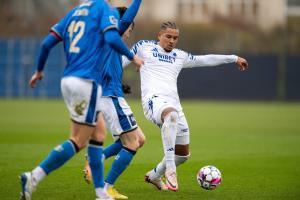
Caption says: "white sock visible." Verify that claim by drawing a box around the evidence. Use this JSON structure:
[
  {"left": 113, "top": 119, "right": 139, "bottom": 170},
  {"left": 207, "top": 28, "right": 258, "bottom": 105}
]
[
  {"left": 151, "top": 154, "right": 190, "bottom": 179},
  {"left": 31, "top": 166, "right": 46, "bottom": 187},
  {"left": 95, "top": 187, "right": 108, "bottom": 198},
  {"left": 104, "top": 182, "right": 113, "bottom": 190},
  {"left": 161, "top": 112, "right": 178, "bottom": 171},
  {"left": 149, "top": 158, "right": 166, "bottom": 180}
]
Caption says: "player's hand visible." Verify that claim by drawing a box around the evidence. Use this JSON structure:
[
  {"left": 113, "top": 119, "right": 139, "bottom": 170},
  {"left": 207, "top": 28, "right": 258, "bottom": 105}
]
[
  {"left": 29, "top": 71, "right": 44, "bottom": 88},
  {"left": 236, "top": 57, "right": 249, "bottom": 72},
  {"left": 132, "top": 55, "right": 144, "bottom": 72}
]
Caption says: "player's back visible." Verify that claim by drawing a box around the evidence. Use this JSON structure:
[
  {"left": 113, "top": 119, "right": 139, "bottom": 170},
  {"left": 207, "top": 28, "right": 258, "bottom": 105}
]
[
  {"left": 99, "top": 44, "right": 123, "bottom": 97},
  {"left": 51, "top": 0, "right": 117, "bottom": 84}
]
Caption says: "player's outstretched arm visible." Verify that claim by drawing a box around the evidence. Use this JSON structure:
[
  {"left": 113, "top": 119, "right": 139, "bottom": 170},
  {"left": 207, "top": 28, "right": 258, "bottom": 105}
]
[
  {"left": 119, "top": 0, "right": 142, "bottom": 34},
  {"left": 29, "top": 32, "right": 61, "bottom": 88},
  {"left": 183, "top": 54, "right": 249, "bottom": 71},
  {"left": 236, "top": 57, "right": 249, "bottom": 72}
]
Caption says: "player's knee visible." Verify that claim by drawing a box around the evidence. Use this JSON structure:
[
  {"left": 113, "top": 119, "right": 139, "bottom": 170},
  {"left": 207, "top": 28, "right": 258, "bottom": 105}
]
[
  {"left": 137, "top": 129, "right": 146, "bottom": 148},
  {"left": 164, "top": 111, "right": 179, "bottom": 125},
  {"left": 92, "top": 130, "right": 106, "bottom": 142},
  {"left": 138, "top": 136, "right": 146, "bottom": 148},
  {"left": 121, "top": 131, "right": 140, "bottom": 151},
  {"left": 138, "top": 138, "right": 145, "bottom": 148},
  {"left": 175, "top": 154, "right": 190, "bottom": 166}
]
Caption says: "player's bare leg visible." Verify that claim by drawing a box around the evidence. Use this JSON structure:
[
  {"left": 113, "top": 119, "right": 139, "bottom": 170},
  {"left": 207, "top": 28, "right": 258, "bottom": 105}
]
[
  {"left": 136, "top": 127, "right": 146, "bottom": 148},
  {"left": 83, "top": 113, "right": 145, "bottom": 180},
  {"left": 104, "top": 128, "right": 144, "bottom": 199},
  {"left": 106, "top": 128, "right": 145, "bottom": 199}
]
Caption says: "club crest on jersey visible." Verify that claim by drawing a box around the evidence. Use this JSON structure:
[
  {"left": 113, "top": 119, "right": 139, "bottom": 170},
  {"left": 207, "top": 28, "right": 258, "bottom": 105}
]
[
  {"left": 109, "top": 16, "right": 118, "bottom": 26},
  {"left": 74, "top": 100, "right": 87, "bottom": 116},
  {"left": 151, "top": 48, "right": 176, "bottom": 64}
]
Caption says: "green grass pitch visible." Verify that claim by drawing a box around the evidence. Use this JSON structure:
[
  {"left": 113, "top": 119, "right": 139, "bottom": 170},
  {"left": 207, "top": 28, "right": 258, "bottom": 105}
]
[{"left": 0, "top": 99, "right": 300, "bottom": 200}]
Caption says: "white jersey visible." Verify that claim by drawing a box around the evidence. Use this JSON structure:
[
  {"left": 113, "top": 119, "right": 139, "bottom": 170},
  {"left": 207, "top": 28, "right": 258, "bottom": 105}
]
[{"left": 123, "top": 40, "right": 238, "bottom": 107}]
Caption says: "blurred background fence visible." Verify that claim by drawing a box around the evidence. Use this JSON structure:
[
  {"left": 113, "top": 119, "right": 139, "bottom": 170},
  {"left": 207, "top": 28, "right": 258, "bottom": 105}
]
[
  {"left": 0, "top": 0, "right": 299, "bottom": 101},
  {"left": 0, "top": 38, "right": 299, "bottom": 100}
]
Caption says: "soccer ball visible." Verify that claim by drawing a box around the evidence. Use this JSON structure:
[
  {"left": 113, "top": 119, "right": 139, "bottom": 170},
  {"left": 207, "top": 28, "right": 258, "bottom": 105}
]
[{"left": 197, "top": 165, "right": 222, "bottom": 190}]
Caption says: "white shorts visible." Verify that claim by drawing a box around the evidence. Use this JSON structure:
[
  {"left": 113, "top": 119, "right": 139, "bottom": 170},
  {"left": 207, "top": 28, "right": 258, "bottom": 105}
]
[
  {"left": 61, "top": 77, "right": 102, "bottom": 126},
  {"left": 100, "top": 96, "right": 137, "bottom": 140},
  {"left": 142, "top": 95, "right": 190, "bottom": 145}
]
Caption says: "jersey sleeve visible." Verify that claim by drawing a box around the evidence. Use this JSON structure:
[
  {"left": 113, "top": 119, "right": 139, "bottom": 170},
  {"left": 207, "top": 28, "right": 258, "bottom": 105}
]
[
  {"left": 122, "top": 40, "right": 144, "bottom": 68},
  {"left": 119, "top": 0, "right": 142, "bottom": 34},
  {"left": 122, "top": 56, "right": 131, "bottom": 68},
  {"left": 100, "top": 3, "right": 119, "bottom": 33},
  {"left": 51, "top": 22, "right": 63, "bottom": 41},
  {"left": 50, "top": 9, "right": 75, "bottom": 41},
  {"left": 182, "top": 52, "right": 238, "bottom": 68},
  {"left": 36, "top": 33, "right": 61, "bottom": 72},
  {"left": 50, "top": 20, "right": 67, "bottom": 41}
]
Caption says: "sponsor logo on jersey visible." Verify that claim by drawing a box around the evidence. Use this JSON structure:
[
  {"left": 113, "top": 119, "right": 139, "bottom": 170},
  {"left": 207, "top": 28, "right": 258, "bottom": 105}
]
[
  {"left": 152, "top": 49, "right": 176, "bottom": 64},
  {"left": 152, "top": 48, "right": 158, "bottom": 52}
]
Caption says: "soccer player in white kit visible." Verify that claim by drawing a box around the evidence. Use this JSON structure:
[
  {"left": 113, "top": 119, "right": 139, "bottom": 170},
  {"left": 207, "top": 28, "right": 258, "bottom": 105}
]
[{"left": 123, "top": 21, "right": 249, "bottom": 191}]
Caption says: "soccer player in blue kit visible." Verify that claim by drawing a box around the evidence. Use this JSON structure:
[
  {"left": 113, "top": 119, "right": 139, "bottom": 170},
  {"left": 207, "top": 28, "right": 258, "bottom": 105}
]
[
  {"left": 82, "top": 2, "right": 146, "bottom": 199},
  {"left": 19, "top": 1, "right": 143, "bottom": 200}
]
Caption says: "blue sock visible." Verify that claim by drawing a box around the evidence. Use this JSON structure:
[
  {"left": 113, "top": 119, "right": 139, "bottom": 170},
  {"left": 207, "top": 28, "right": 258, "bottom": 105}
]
[
  {"left": 88, "top": 140, "right": 104, "bottom": 188},
  {"left": 105, "top": 147, "right": 136, "bottom": 185},
  {"left": 103, "top": 139, "right": 122, "bottom": 159},
  {"left": 40, "top": 140, "right": 78, "bottom": 174}
]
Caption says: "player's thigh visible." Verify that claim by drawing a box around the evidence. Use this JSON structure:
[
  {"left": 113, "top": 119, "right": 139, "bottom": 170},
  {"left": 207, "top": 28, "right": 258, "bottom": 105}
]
[
  {"left": 70, "top": 121, "right": 95, "bottom": 149},
  {"left": 61, "top": 76, "right": 101, "bottom": 127},
  {"left": 143, "top": 95, "right": 176, "bottom": 125},
  {"left": 100, "top": 96, "right": 138, "bottom": 140},
  {"left": 91, "top": 112, "right": 107, "bottom": 142}
]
